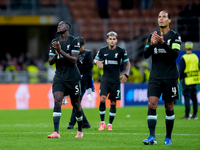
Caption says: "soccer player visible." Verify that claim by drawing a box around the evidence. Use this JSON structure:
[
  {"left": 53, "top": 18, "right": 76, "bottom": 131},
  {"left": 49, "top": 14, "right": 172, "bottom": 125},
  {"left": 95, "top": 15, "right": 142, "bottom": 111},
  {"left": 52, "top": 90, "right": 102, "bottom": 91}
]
[
  {"left": 180, "top": 41, "right": 200, "bottom": 119},
  {"left": 67, "top": 37, "right": 93, "bottom": 129},
  {"left": 93, "top": 31, "right": 130, "bottom": 131},
  {"left": 143, "top": 10, "right": 181, "bottom": 145},
  {"left": 47, "top": 21, "right": 83, "bottom": 138}
]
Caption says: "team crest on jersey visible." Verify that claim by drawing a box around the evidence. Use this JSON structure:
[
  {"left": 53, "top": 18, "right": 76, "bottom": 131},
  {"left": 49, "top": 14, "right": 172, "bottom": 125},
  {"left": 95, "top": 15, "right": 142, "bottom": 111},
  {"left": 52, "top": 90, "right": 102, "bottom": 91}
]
[
  {"left": 67, "top": 45, "right": 70, "bottom": 50},
  {"left": 167, "top": 39, "right": 171, "bottom": 45},
  {"left": 115, "top": 53, "right": 118, "bottom": 58}
]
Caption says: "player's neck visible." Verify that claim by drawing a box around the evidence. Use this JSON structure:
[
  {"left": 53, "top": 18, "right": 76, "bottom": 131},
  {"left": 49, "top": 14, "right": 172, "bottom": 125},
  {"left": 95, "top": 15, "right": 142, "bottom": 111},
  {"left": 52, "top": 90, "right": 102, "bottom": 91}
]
[
  {"left": 109, "top": 45, "right": 116, "bottom": 50},
  {"left": 159, "top": 26, "right": 170, "bottom": 34},
  {"left": 60, "top": 32, "right": 69, "bottom": 40}
]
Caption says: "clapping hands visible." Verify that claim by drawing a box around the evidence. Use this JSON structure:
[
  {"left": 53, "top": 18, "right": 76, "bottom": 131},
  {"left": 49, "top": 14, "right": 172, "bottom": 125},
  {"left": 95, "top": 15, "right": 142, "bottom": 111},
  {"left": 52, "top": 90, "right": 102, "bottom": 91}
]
[
  {"left": 52, "top": 41, "right": 61, "bottom": 53},
  {"left": 151, "top": 31, "right": 164, "bottom": 46}
]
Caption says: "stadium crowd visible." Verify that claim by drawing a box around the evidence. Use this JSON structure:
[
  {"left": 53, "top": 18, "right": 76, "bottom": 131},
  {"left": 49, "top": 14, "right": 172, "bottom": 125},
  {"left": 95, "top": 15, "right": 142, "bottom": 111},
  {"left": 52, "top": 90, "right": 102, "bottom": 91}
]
[{"left": 0, "top": 51, "right": 150, "bottom": 84}]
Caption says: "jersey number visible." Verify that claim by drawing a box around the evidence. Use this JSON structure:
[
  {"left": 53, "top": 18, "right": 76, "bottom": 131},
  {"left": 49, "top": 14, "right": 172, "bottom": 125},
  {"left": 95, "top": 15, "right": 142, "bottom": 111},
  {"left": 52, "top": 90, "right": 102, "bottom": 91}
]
[
  {"left": 172, "top": 87, "right": 177, "bottom": 95},
  {"left": 116, "top": 90, "right": 120, "bottom": 99},
  {"left": 75, "top": 85, "right": 79, "bottom": 95}
]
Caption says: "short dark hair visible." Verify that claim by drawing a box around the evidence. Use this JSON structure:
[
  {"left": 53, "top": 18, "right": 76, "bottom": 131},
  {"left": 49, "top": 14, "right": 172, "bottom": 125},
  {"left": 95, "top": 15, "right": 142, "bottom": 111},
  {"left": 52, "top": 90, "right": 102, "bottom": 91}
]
[
  {"left": 160, "top": 10, "right": 171, "bottom": 19},
  {"left": 64, "top": 21, "right": 71, "bottom": 30},
  {"left": 76, "top": 37, "right": 85, "bottom": 47},
  {"left": 107, "top": 31, "right": 118, "bottom": 38}
]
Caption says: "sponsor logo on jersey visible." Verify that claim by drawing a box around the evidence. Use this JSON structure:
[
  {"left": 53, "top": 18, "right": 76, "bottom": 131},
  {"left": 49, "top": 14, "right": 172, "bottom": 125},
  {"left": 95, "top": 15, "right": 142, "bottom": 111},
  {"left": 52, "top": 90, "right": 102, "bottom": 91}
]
[
  {"left": 74, "top": 42, "right": 80, "bottom": 48},
  {"left": 158, "top": 48, "right": 167, "bottom": 53},
  {"left": 154, "top": 47, "right": 167, "bottom": 54},
  {"left": 154, "top": 48, "right": 158, "bottom": 54},
  {"left": 105, "top": 60, "right": 118, "bottom": 65},
  {"left": 104, "top": 54, "right": 108, "bottom": 56},
  {"left": 74, "top": 45, "right": 80, "bottom": 48},
  {"left": 175, "top": 36, "right": 181, "bottom": 43}
]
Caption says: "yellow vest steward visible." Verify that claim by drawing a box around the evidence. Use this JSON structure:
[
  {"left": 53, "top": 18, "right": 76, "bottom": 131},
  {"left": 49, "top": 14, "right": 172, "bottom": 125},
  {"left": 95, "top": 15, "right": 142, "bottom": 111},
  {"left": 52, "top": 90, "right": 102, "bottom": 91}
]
[
  {"left": 27, "top": 65, "right": 39, "bottom": 83},
  {"left": 182, "top": 53, "right": 200, "bottom": 85}
]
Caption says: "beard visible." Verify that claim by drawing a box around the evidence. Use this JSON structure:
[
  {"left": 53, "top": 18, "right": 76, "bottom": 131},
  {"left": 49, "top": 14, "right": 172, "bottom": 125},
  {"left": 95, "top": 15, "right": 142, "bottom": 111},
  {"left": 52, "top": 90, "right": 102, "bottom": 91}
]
[
  {"left": 57, "top": 30, "right": 65, "bottom": 34},
  {"left": 110, "top": 45, "right": 114, "bottom": 49},
  {"left": 57, "top": 28, "right": 67, "bottom": 34},
  {"left": 159, "top": 25, "right": 167, "bottom": 29}
]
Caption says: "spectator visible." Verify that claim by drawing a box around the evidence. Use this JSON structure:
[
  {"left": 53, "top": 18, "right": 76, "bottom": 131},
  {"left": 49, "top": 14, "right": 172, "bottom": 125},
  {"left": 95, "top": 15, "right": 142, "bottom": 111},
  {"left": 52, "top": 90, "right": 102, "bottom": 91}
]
[
  {"left": 141, "top": 0, "right": 152, "bottom": 10},
  {"left": 120, "top": 0, "right": 134, "bottom": 9},
  {"left": 96, "top": 0, "right": 109, "bottom": 18}
]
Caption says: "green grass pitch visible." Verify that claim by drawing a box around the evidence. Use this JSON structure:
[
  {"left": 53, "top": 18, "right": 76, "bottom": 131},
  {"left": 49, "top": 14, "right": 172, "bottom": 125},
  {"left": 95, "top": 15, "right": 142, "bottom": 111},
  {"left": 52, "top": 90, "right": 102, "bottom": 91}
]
[{"left": 0, "top": 105, "right": 199, "bottom": 150}]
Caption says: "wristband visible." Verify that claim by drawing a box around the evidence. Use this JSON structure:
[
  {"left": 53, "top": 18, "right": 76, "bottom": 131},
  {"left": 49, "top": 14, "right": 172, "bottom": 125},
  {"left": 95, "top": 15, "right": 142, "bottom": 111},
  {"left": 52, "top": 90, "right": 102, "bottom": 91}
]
[
  {"left": 124, "top": 74, "right": 129, "bottom": 78},
  {"left": 94, "top": 59, "right": 97, "bottom": 64}
]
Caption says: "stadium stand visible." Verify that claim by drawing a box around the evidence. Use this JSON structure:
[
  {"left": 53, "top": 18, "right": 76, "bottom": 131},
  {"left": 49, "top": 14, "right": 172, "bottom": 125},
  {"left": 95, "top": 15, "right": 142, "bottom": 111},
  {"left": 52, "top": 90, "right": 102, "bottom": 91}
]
[
  {"left": 65, "top": 0, "right": 195, "bottom": 41},
  {"left": 0, "top": 0, "right": 196, "bottom": 42},
  {"left": 0, "top": 0, "right": 7, "bottom": 9},
  {"left": 0, "top": 0, "right": 199, "bottom": 84}
]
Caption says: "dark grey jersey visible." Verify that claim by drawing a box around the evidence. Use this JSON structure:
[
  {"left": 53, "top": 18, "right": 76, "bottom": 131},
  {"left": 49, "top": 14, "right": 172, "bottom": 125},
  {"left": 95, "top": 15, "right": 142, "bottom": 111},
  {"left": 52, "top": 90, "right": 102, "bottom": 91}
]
[
  {"left": 96, "top": 46, "right": 129, "bottom": 83},
  {"left": 144, "top": 30, "right": 181, "bottom": 79},
  {"left": 49, "top": 35, "right": 81, "bottom": 81}
]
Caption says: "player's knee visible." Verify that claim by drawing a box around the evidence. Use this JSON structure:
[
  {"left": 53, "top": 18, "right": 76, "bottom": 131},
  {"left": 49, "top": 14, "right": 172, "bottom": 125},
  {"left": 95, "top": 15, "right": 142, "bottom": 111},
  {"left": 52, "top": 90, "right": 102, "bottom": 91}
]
[
  {"left": 148, "top": 101, "right": 157, "bottom": 109},
  {"left": 148, "top": 97, "right": 158, "bottom": 109},
  {"left": 54, "top": 93, "right": 63, "bottom": 106},
  {"left": 165, "top": 103, "right": 174, "bottom": 111},
  {"left": 100, "top": 96, "right": 106, "bottom": 102},
  {"left": 54, "top": 100, "right": 62, "bottom": 107},
  {"left": 54, "top": 97, "right": 62, "bottom": 106},
  {"left": 110, "top": 101, "right": 116, "bottom": 105}
]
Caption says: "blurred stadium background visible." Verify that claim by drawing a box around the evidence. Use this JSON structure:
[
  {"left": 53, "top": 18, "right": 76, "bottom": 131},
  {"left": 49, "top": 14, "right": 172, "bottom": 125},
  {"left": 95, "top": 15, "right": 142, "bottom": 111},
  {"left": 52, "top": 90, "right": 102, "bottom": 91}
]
[
  {"left": 0, "top": 0, "right": 200, "bottom": 109},
  {"left": 0, "top": 0, "right": 200, "bottom": 83},
  {"left": 0, "top": 2, "right": 199, "bottom": 149}
]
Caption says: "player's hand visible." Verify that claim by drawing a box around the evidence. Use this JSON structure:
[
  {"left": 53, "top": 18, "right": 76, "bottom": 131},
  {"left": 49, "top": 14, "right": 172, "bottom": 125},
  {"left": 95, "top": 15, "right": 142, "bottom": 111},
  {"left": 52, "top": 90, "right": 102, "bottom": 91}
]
[
  {"left": 52, "top": 41, "right": 61, "bottom": 52},
  {"left": 159, "top": 32, "right": 164, "bottom": 44},
  {"left": 154, "top": 32, "right": 164, "bottom": 44},
  {"left": 150, "top": 31, "right": 158, "bottom": 45},
  {"left": 96, "top": 60, "right": 104, "bottom": 69},
  {"left": 120, "top": 75, "right": 127, "bottom": 83}
]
